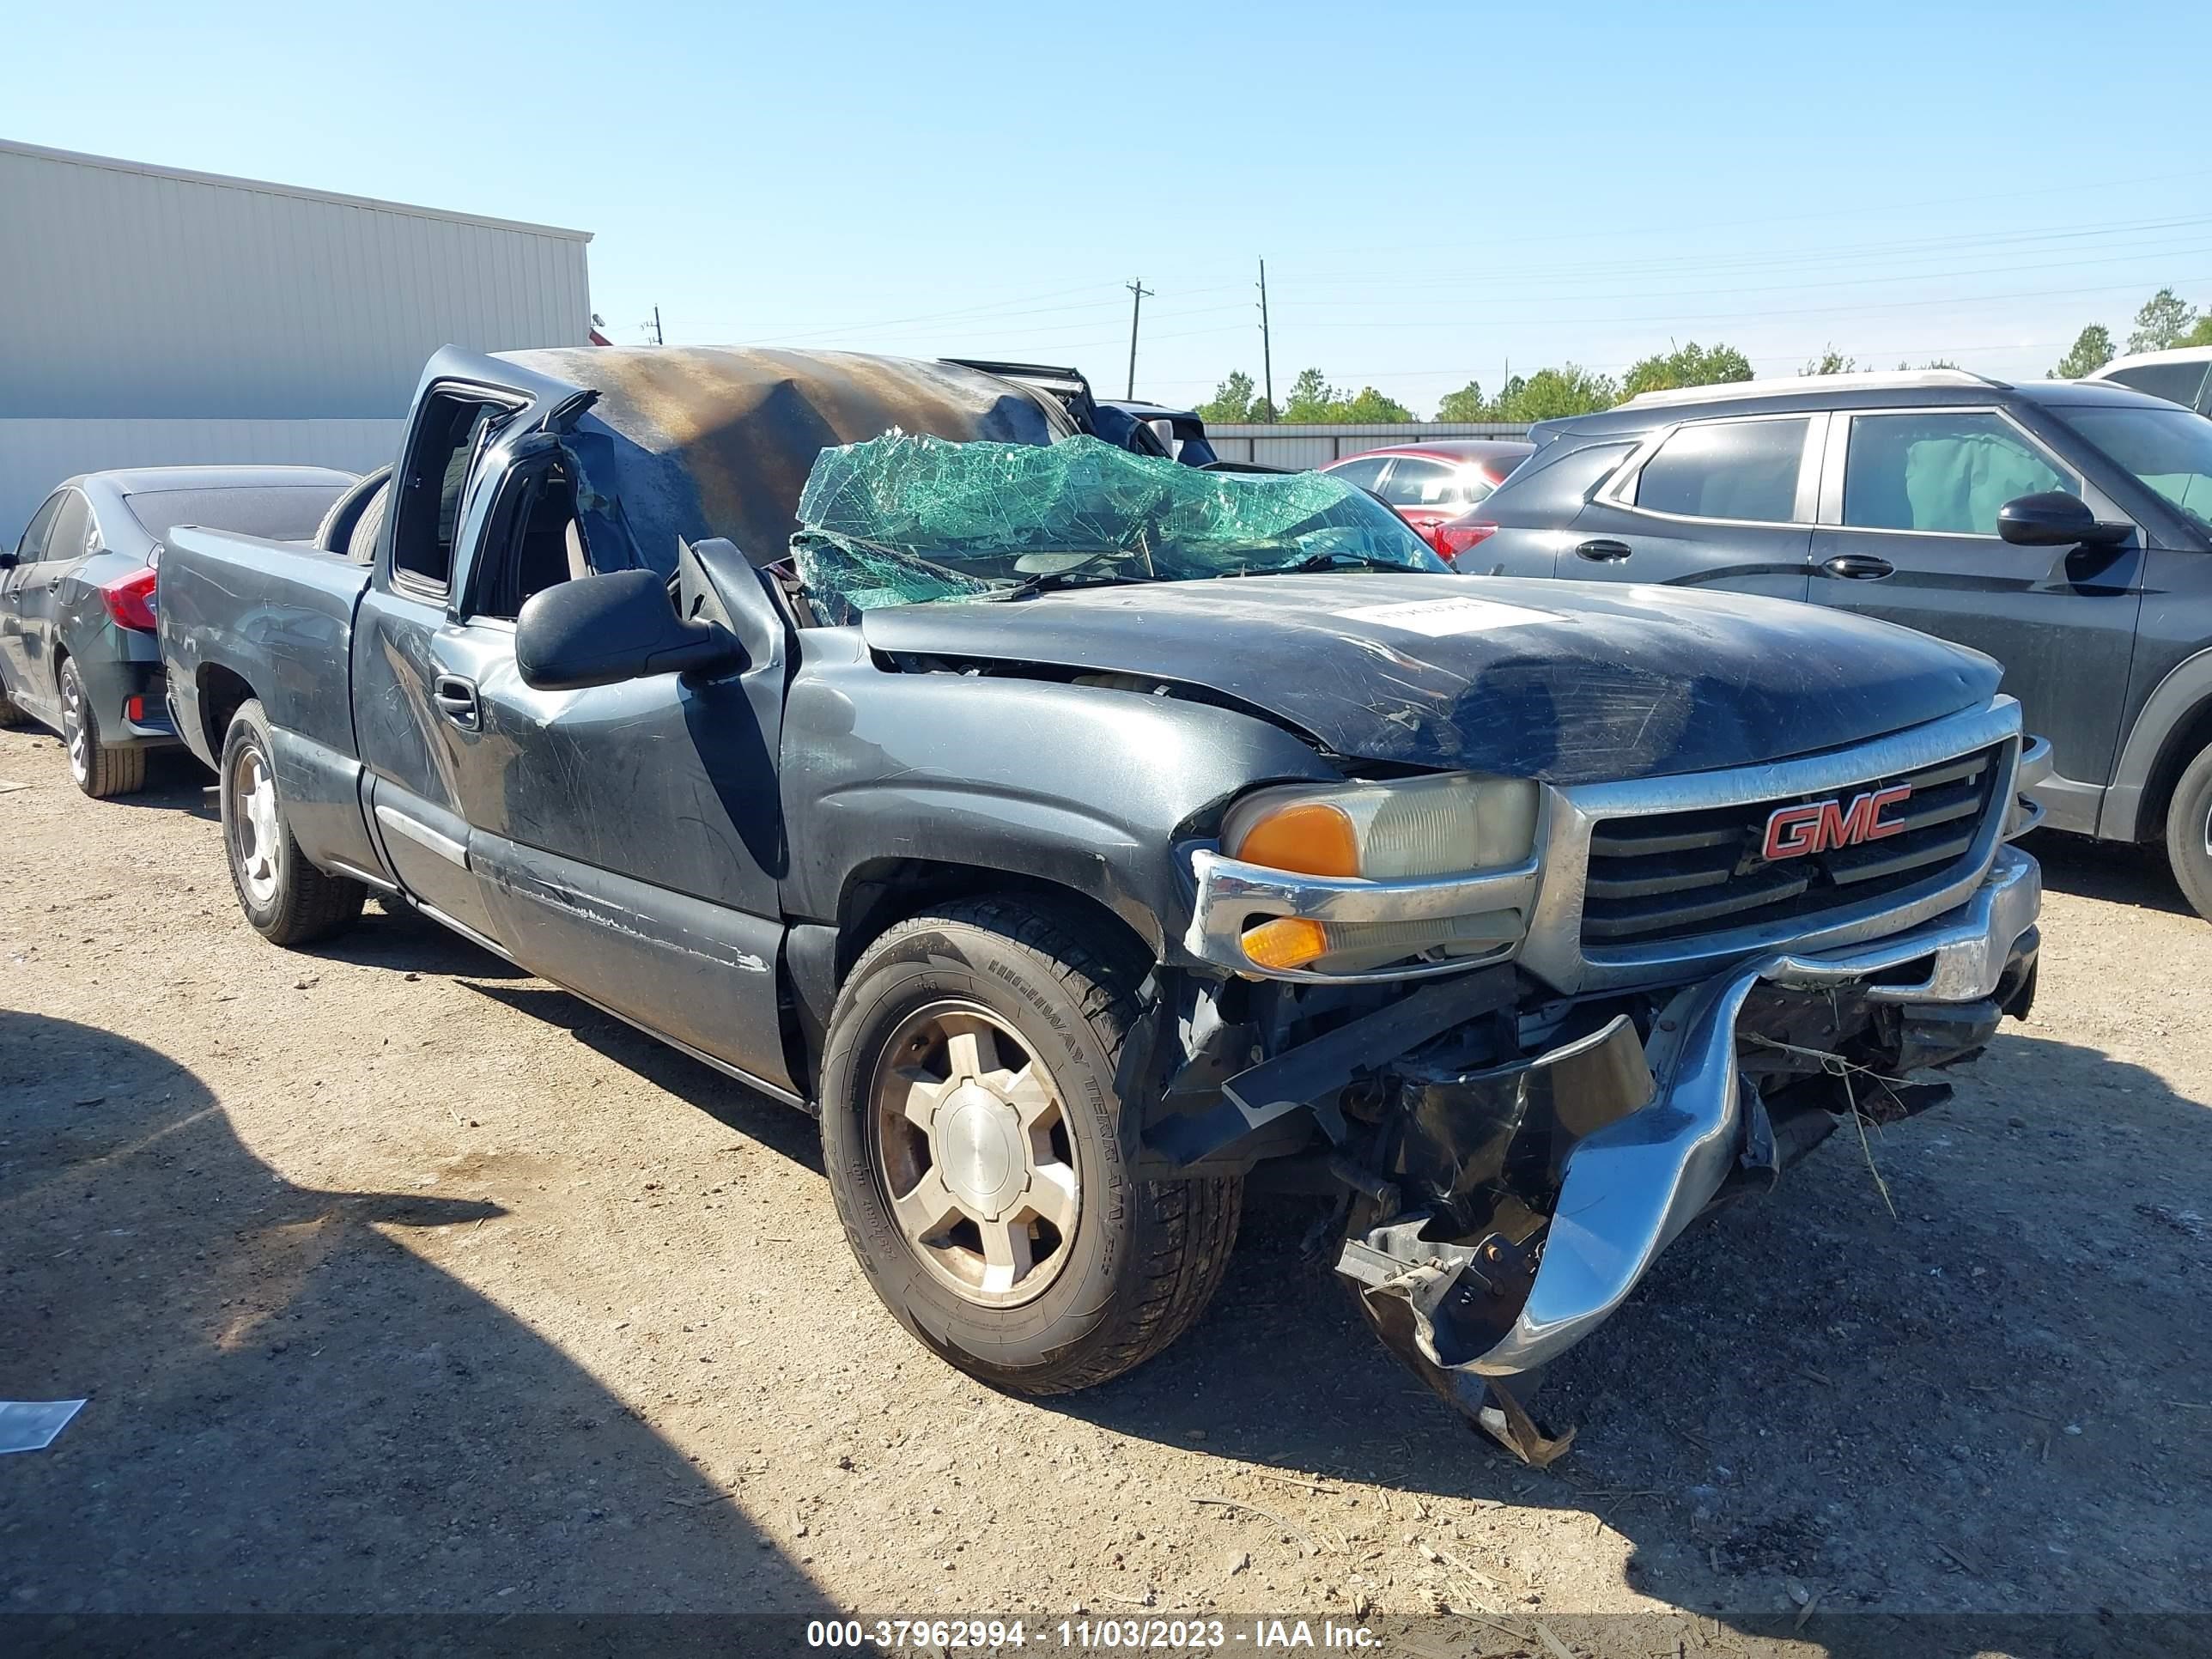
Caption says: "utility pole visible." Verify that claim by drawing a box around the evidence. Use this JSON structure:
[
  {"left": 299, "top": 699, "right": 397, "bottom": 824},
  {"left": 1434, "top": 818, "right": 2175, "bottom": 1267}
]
[
  {"left": 1124, "top": 279, "right": 1152, "bottom": 399},
  {"left": 1256, "top": 258, "right": 1275, "bottom": 422},
  {"left": 642, "top": 306, "right": 665, "bottom": 346}
]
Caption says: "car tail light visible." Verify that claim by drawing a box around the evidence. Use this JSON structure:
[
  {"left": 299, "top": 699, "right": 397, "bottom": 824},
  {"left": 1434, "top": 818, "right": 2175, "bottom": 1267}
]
[
  {"left": 1434, "top": 522, "right": 1498, "bottom": 562},
  {"left": 100, "top": 567, "right": 159, "bottom": 632}
]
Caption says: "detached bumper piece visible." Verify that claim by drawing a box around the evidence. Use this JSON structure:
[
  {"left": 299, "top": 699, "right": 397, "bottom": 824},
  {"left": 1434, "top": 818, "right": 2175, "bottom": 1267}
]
[{"left": 1335, "top": 847, "right": 2040, "bottom": 1462}]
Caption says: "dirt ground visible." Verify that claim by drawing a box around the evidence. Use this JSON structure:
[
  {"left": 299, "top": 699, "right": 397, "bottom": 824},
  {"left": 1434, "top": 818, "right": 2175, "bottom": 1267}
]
[{"left": 3, "top": 724, "right": 2209, "bottom": 1652}]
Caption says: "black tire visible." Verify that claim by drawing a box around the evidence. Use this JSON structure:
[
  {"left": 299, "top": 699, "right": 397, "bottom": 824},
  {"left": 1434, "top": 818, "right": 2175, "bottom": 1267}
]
[
  {"left": 344, "top": 481, "right": 390, "bottom": 567},
  {"left": 0, "top": 672, "right": 29, "bottom": 728},
  {"left": 219, "top": 698, "right": 365, "bottom": 945},
  {"left": 314, "top": 464, "right": 393, "bottom": 559},
  {"left": 819, "top": 897, "right": 1241, "bottom": 1395},
  {"left": 58, "top": 656, "right": 146, "bottom": 799},
  {"left": 2166, "top": 743, "right": 2212, "bottom": 921}
]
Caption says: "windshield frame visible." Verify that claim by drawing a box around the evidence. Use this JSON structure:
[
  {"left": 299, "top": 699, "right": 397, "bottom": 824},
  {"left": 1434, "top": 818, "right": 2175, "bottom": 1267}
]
[{"left": 2052, "top": 402, "right": 2212, "bottom": 541}]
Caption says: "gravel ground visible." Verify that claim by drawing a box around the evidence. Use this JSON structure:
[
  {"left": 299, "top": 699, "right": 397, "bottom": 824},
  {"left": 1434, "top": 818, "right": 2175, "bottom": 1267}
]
[{"left": 3, "top": 725, "right": 2209, "bottom": 1651}]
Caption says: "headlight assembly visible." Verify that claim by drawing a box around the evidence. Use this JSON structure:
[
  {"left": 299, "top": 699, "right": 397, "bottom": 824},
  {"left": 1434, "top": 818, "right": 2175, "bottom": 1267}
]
[{"left": 1212, "top": 773, "right": 1540, "bottom": 975}]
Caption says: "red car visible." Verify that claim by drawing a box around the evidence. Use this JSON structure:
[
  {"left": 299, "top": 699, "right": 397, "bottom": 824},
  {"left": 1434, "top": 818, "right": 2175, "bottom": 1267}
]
[{"left": 1319, "top": 440, "right": 1534, "bottom": 560}]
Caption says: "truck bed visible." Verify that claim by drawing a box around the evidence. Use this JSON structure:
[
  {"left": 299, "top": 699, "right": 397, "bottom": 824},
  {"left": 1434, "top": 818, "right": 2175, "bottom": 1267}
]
[{"left": 159, "top": 527, "right": 370, "bottom": 772}]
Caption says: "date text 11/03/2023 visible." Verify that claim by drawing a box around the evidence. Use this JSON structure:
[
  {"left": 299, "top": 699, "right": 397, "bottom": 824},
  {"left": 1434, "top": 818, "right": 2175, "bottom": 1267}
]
[{"left": 805, "top": 1618, "right": 1382, "bottom": 1650}]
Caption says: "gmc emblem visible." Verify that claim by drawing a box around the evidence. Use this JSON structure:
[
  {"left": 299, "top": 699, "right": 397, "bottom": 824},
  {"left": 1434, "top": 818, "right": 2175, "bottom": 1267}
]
[{"left": 1761, "top": 784, "right": 1912, "bottom": 861}]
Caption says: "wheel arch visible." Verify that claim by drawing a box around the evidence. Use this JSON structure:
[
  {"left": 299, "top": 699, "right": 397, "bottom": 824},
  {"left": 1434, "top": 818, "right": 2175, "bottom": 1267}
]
[
  {"left": 194, "top": 662, "right": 258, "bottom": 763},
  {"left": 2106, "top": 646, "right": 2212, "bottom": 842},
  {"left": 835, "top": 856, "right": 1157, "bottom": 983}
]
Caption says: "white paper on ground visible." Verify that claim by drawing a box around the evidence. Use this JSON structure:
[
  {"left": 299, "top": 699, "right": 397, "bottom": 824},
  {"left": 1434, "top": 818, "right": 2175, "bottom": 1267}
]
[{"left": 0, "top": 1400, "right": 86, "bottom": 1453}]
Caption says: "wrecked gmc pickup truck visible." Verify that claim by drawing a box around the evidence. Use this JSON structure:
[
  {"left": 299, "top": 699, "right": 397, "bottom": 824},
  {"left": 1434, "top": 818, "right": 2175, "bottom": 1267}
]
[{"left": 157, "top": 346, "right": 2045, "bottom": 1457}]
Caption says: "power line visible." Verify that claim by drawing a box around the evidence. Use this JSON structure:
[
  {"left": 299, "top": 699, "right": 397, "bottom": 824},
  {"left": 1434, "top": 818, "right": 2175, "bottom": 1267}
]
[{"left": 672, "top": 204, "right": 2210, "bottom": 353}]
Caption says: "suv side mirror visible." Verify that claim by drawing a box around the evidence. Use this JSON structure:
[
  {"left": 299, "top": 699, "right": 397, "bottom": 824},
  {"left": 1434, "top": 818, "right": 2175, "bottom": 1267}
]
[
  {"left": 515, "top": 568, "right": 743, "bottom": 690},
  {"left": 1997, "top": 491, "right": 2130, "bottom": 548},
  {"left": 0, "top": 553, "right": 17, "bottom": 571}
]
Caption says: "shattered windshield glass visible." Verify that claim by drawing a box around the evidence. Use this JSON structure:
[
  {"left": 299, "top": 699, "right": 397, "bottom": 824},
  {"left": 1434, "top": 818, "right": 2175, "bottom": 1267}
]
[{"left": 792, "top": 433, "right": 1443, "bottom": 623}]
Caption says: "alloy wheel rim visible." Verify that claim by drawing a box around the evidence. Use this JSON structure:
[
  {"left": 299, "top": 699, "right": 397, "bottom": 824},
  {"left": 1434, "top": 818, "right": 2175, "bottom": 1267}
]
[
  {"left": 870, "top": 1002, "right": 1081, "bottom": 1307},
  {"left": 230, "top": 746, "right": 283, "bottom": 908},
  {"left": 61, "top": 669, "right": 87, "bottom": 784}
]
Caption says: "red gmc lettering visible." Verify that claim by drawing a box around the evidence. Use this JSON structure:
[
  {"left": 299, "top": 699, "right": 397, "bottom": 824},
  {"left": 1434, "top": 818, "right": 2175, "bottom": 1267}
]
[{"left": 1761, "top": 783, "right": 1912, "bottom": 860}]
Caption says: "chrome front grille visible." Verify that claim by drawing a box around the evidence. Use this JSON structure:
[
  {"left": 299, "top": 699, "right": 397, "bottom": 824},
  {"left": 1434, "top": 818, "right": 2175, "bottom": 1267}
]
[{"left": 1579, "top": 745, "right": 2003, "bottom": 947}]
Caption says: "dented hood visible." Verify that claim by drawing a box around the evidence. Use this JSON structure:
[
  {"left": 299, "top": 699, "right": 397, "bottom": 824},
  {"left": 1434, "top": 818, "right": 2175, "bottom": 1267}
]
[{"left": 859, "top": 574, "right": 2003, "bottom": 783}]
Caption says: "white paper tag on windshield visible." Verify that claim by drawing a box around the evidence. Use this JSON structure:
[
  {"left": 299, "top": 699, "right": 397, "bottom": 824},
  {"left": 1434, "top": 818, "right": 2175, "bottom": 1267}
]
[{"left": 1338, "top": 597, "right": 1553, "bottom": 637}]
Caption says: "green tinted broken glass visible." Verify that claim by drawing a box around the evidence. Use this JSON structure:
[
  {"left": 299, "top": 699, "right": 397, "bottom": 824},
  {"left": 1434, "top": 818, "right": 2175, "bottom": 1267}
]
[{"left": 792, "top": 432, "right": 1439, "bottom": 622}]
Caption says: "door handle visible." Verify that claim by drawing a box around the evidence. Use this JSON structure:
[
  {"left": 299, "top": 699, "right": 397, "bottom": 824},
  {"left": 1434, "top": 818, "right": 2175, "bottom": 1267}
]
[
  {"left": 1574, "top": 539, "right": 1633, "bottom": 562},
  {"left": 432, "top": 673, "right": 480, "bottom": 730},
  {"left": 1820, "top": 553, "right": 1895, "bottom": 580}
]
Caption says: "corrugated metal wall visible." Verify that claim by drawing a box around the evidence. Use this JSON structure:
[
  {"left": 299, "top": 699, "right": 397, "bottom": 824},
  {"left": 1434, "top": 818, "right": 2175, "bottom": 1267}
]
[
  {"left": 0, "top": 141, "right": 593, "bottom": 544},
  {"left": 0, "top": 142, "right": 592, "bottom": 422},
  {"left": 0, "top": 420, "right": 405, "bottom": 545},
  {"left": 1206, "top": 422, "right": 1533, "bottom": 469}
]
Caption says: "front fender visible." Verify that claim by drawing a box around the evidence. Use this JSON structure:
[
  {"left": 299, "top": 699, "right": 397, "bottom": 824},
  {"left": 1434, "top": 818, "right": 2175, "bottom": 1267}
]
[{"left": 781, "top": 653, "right": 1339, "bottom": 953}]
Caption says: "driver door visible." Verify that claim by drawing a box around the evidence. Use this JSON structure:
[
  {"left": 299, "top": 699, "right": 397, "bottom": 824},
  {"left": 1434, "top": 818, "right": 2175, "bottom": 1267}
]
[
  {"left": 426, "top": 422, "right": 798, "bottom": 1097},
  {"left": 1808, "top": 407, "right": 2144, "bottom": 816}
]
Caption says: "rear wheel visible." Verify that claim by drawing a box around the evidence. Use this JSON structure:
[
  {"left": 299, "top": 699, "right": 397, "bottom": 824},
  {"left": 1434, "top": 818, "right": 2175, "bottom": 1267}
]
[
  {"left": 2165, "top": 743, "right": 2212, "bottom": 921},
  {"left": 58, "top": 657, "right": 146, "bottom": 799},
  {"left": 819, "top": 898, "right": 1241, "bottom": 1395},
  {"left": 220, "top": 698, "right": 365, "bottom": 945}
]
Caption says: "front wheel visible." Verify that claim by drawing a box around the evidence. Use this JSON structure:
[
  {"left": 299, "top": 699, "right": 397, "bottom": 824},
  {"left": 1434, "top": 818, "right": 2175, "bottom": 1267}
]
[
  {"left": 819, "top": 898, "right": 1240, "bottom": 1395},
  {"left": 220, "top": 698, "right": 365, "bottom": 945},
  {"left": 2166, "top": 743, "right": 2212, "bottom": 922},
  {"left": 59, "top": 657, "right": 146, "bottom": 799}
]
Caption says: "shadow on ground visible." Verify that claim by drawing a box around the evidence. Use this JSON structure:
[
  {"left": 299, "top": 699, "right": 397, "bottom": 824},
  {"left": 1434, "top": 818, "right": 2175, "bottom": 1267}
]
[
  {"left": 1048, "top": 1026, "right": 2212, "bottom": 1631},
  {"left": 2027, "top": 826, "right": 2193, "bottom": 916},
  {"left": 459, "top": 979, "right": 825, "bottom": 1175},
  {"left": 0, "top": 1010, "right": 833, "bottom": 1617}
]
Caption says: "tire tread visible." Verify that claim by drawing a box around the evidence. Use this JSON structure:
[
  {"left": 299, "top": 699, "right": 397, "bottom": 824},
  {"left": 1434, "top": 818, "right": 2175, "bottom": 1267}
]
[
  {"left": 62, "top": 659, "right": 148, "bottom": 799},
  {"left": 2166, "top": 743, "right": 2212, "bottom": 924}
]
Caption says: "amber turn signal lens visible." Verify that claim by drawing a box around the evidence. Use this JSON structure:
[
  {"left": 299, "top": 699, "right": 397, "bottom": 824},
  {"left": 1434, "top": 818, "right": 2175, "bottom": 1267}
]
[
  {"left": 1232, "top": 801, "right": 1359, "bottom": 877},
  {"left": 1239, "top": 915, "right": 1330, "bottom": 970}
]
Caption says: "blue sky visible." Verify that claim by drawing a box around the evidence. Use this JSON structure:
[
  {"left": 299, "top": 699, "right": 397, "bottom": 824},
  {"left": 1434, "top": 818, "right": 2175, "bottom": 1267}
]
[{"left": 8, "top": 0, "right": 2208, "bottom": 415}]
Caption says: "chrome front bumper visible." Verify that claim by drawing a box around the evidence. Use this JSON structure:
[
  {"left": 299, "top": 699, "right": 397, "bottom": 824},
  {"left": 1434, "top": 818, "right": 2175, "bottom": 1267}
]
[{"left": 1394, "top": 844, "right": 2040, "bottom": 1381}]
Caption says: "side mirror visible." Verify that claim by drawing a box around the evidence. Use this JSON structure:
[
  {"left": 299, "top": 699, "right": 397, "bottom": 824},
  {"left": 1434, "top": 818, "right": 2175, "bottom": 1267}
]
[
  {"left": 515, "top": 568, "right": 743, "bottom": 691},
  {"left": 1996, "top": 491, "right": 2131, "bottom": 548},
  {"left": 0, "top": 553, "right": 17, "bottom": 571}
]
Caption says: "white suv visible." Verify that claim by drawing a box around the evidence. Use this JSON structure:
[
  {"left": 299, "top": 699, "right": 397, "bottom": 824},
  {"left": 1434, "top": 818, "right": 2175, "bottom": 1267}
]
[{"left": 2087, "top": 346, "right": 2212, "bottom": 415}]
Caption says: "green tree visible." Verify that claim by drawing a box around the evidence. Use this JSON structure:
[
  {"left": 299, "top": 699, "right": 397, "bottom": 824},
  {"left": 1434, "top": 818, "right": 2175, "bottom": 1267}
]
[
  {"left": 1498, "top": 365, "right": 1619, "bottom": 422},
  {"left": 1280, "top": 368, "right": 1339, "bottom": 422},
  {"left": 1435, "top": 381, "right": 1489, "bottom": 421},
  {"left": 1620, "top": 340, "right": 1752, "bottom": 400},
  {"left": 1801, "top": 346, "right": 1856, "bottom": 375},
  {"left": 2050, "top": 325, "right": 2115, "bottom": 380},
  {"left": 1337, "top": 386, "right": 1415, "bottom": 423},
  {"left": 2128, "top": 288, "right": 2202, "bottom": 355},
  {"left": 2184, "top": 314, "right": 2212, "bottom": 349},
  {"left": 1196, "top": 370, "right": 1259, "bottom": 424}
]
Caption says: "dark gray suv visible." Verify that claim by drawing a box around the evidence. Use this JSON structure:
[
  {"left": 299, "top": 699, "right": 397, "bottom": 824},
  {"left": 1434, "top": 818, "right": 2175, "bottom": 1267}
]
[{"left": 1469, "top": 370, "right": 2212, "bottom": 915}]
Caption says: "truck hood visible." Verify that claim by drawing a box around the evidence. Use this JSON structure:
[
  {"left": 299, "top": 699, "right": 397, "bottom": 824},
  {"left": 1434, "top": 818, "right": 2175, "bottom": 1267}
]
[{"left": 858, "top": 574, "right": 2003, "bottom": 783}]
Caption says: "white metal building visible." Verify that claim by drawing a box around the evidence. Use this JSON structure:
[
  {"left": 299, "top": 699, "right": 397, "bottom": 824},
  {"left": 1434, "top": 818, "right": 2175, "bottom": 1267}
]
[{"left": 0, "top": 139, "right": 593, "bottom": 544}]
